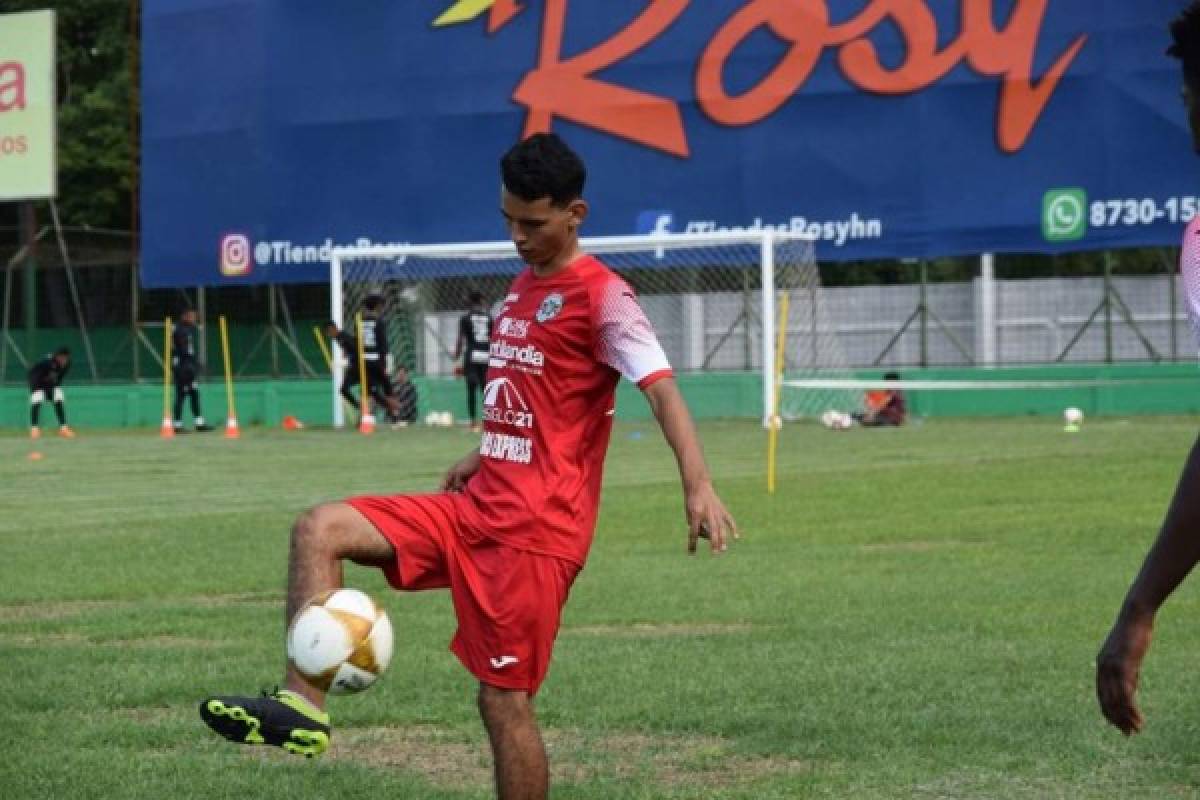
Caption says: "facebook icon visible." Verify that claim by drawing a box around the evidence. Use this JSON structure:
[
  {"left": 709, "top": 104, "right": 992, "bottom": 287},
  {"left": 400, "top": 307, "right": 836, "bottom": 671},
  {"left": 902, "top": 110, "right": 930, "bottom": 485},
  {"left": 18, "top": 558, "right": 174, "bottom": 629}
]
[{"left": 635, "top": 210, "right": 674, "bottom": 235}]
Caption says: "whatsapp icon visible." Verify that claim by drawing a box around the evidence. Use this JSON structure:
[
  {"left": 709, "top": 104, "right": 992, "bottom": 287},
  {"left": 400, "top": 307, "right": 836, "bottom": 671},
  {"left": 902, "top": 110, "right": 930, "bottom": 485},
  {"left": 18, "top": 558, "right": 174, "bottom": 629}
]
[{"left": 1042, "top": 188, "right": 1087, "bottom": 241}]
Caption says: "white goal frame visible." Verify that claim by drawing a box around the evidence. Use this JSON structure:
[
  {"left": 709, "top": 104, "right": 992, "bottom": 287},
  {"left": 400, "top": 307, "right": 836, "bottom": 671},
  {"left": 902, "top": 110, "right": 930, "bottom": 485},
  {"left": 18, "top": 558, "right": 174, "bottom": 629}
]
[{"left": 329, "top": 229, "right": 814, "bottom": 428}]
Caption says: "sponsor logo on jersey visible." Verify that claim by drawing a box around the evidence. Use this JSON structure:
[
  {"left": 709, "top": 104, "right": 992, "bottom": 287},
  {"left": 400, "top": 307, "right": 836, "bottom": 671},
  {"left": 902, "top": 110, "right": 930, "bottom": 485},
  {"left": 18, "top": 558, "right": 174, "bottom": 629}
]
[
  {"left": 498, "top": 292, "right": 519, "bottom": 316},
  {"left": 489, "top": 339, "right": 544, "bottom": 370},
  {"left": 497, "top": 317, "right": 531, "bottom": 339},
  {"left": 536, "top": 292, "right": 564, "bottom": 323},
  {"left": 481, "top": 431, "right": 533, "bottom": 464},
  {"left": 483, "top": 376, "right": 534, "bottom": 428}
]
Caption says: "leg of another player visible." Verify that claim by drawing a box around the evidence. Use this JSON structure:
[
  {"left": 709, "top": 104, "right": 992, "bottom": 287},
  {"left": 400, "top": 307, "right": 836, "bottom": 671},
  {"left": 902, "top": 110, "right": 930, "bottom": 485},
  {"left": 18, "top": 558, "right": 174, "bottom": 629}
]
[
  {"left": 30, "top": 391, "right": 42, "bottom": 437},
  {"left": 466, "top": 377, "right": 479, "bottom": 427},
  {"left": 284, "top": 503, "right": 396, "bottom": 709},
  {"left": 478, "top": 685, "right": 548, "bottom": 800},
  {"left": 173, "top": 381, "right": 186, "bottom": 429}
]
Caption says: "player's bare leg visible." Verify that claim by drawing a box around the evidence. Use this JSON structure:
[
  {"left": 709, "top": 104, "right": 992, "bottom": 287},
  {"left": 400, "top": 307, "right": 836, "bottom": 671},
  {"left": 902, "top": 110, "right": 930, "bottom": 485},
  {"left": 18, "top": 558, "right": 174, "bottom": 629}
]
[
  {"left": 284, "top": 502, "right": 396, "bottom": 709},
  {"left": 200, "top": 502, "right": 396, "bottom": 756},
  {"left": 478, "top": 685, "right": 548, "bottom": 800}
]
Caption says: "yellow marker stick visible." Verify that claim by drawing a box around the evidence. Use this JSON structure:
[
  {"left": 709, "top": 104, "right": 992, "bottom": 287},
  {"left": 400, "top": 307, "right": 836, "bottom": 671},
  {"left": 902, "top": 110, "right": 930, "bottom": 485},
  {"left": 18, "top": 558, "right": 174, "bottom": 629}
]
[
  {"left": 767, "top": 291, "right": 791, "bottom": 495},
  {"left": 313, "top": 326, "right": 333, "bottom": 371},
  {"left": 162, "top": 317, "right": 173, "bottom": 422},
  {"left": 219, "top": 316, "right": 237, "bottom": 421},
  {"left": 355, "top": 312, "right": 370, "bottom": 415}
]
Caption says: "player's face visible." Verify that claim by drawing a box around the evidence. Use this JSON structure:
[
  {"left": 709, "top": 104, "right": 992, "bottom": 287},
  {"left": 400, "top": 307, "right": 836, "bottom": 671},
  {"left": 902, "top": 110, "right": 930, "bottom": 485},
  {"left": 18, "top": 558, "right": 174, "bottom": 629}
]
[
  {"left": 55, "top": 353, "right": 69, "bottom": 367},
  {"left": 1184, "top": 82, "right": 1200, "bottom": 153},
  {"left": 500, "top": 188, "right": 587, "bottom": 271}
]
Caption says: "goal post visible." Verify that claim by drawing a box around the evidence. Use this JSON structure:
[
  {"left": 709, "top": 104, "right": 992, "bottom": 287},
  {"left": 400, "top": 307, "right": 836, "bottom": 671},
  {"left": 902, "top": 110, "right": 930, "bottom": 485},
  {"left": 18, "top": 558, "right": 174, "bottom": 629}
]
[{"left": 329, "top": 230, "right": 848, "bottom": 429}]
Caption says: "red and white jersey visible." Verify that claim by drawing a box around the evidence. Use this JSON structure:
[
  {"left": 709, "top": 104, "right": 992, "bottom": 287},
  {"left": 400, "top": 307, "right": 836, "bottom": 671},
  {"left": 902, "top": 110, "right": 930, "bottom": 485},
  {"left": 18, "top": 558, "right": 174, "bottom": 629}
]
[
  {"left": 1182, "top": 216, "right": 1200, "bottom": 353},
  {"left": 457, "top": 254, "right": 672, "bottom": 567}
]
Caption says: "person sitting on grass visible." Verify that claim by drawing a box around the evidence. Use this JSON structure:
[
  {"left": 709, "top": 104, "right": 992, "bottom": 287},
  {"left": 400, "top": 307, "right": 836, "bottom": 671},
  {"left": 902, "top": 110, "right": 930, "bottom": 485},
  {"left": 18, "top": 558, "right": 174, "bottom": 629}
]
[{"left": 852, "top": 372, "right": 906, "bottom": 427}]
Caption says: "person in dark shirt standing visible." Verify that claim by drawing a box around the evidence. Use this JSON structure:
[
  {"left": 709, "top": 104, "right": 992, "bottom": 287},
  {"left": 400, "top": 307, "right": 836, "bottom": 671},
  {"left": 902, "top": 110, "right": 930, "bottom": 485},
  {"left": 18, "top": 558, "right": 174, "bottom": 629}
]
[
  {"left": 360, "top": 293, "right": 401, "bottom": 423},
  {"left": 323, "top": 320, "right": 393, "bottom": 418},
  {"left": 28, "top": 346, "right": 74, "bottom": 439},
  {"left": 173, "top": 308, "right": 213, "bottom": 433},
  {"left": 454, "top": 291, "right": 492, "bottom": 432}
]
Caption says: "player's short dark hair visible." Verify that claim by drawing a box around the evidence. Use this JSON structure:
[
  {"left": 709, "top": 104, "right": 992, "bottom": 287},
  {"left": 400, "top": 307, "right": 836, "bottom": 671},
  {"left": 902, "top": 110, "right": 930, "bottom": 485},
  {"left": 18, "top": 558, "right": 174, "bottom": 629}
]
[
  {"left": 363, "top": 293, "right": 384, "bottom": 311},
  {"left": 468, "top": 290, "right": 484, "bottom": 306},
  {"left": 884, "top": 371, "right": 900, "bottom": 381},
  {"left": 54, "top": 346, "right": 70, "bottom": 356},
  {"left": 501, "top": 133, "right": 586, "bottom": 207},
  {"left": 1169, "top": 2, "right": 1200, "bottom": 89}
]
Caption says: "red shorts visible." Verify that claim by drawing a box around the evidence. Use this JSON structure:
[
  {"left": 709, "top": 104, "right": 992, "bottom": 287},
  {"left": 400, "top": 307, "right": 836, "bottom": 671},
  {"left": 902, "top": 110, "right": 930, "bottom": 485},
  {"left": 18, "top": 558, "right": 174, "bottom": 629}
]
[{"left": 346, "top": 493, "right": 579, "bottom": 695}]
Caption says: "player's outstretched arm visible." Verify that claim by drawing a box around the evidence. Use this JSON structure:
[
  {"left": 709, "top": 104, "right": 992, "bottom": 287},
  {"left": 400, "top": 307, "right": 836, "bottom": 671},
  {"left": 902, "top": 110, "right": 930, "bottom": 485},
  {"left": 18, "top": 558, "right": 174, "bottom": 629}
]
[
  {"left": 642, "top": 378, "right": 738, "bottom": 555},
  {"left": 442, "top": 448, "right": 481, "bottom": 492},
  {"left": 1097, "top": 432, "right": 1200, "bottom": 735}
]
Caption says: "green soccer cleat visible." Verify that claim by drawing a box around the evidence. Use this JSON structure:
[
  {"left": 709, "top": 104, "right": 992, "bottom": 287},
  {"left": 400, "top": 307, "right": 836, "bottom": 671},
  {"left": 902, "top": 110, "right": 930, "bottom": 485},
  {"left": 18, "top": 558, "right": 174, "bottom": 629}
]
[{"left": 199, "top": 688, "right": 330, "bottom": 758}]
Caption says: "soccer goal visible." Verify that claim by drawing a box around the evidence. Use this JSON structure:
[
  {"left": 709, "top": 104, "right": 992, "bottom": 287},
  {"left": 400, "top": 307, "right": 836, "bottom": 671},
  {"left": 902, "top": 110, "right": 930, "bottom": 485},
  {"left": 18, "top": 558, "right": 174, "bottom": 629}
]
[{"left": 329, "top": 230, "right": 856, "bottom": 428}]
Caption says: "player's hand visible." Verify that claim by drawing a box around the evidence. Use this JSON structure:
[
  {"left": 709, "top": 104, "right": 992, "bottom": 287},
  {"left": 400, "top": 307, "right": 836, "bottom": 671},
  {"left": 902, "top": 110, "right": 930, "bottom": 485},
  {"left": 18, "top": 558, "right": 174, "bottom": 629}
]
[
  {"left": 441, "top": 450, "right": 482, "bottom": 493},
  {"left": 685, "top": 481, "right": 738, "bottom": 556},
  {"left": 1096, "top": 610, "right": 1154, "bottom": 735}
]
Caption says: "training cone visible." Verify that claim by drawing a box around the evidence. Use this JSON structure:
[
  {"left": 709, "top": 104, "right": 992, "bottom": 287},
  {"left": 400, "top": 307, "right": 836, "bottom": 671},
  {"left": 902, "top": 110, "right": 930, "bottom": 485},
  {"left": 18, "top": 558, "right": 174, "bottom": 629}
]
[
  {"left": 224, "top": 417, "right": 241, "bottom": 439},
  {"left": 160, "top": 418, "right": 175, "bottom": 439},
  {"left": 282, "top": 415, "right": 304, "bottom": 431},
  {"left": 28, "top": 451, "right": 44, "bottom": 461},
  {"left": 359, "top": 413, "right": 376, "bottom": 435}
]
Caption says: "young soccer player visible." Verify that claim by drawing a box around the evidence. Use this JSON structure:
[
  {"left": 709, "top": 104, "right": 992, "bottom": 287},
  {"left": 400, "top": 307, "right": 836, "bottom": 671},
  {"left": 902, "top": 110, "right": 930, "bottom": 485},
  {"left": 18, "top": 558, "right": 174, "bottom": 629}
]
[
  {"left": 28, "top": 346, "right": 74, "bottom": 439},
  {"left": 360, "top": 294, "right": 402, "bottom": 423},
  {"left": 1095, "top": 2, "right": 1200, "bottom": 735},
  {"left": 455, "top": 290, "right": 492, "bottom": 432},
  {"left": 199, "top": 134, "right": 737, "bottom": 799},
  {"left": 172, "top": 308, "right": 213, "bottom": 432}
]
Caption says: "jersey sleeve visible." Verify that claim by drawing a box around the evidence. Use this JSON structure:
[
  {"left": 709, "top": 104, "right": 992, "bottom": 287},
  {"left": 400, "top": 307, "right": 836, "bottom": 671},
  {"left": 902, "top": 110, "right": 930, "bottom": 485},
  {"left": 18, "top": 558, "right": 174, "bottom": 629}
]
[
  {"left": 1182, "top": 218, "right": 1200, "bottom": 354},
  {"left": 593, "top": 276, "right": 673, "bottom": 389}
]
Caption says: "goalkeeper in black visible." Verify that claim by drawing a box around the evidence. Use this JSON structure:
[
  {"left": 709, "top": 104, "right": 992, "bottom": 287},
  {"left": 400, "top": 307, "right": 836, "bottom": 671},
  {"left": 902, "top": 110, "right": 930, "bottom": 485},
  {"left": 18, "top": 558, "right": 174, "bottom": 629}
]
[
  {"left": 454, "top": 291, "right": 492, "bottom": 432},
  {"left": 173, "top": 308, "right": 213, "bottom": 432},
  {"left": 28, "top": 346, "right": 74, "bottom": 439}
]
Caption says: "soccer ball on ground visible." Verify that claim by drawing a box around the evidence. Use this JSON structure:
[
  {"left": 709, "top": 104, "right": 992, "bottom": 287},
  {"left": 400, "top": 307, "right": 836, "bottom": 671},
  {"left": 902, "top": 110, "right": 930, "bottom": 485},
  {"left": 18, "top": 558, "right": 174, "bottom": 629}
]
[
  {"left": 1063, "top": 407, "right": 1084, "bottom": 431},
  {"left": 819, "top": 409, "right": 853, "bottom": 431},
  {"left": 286, "top": 588, "right": 393, "bottom": 695}
]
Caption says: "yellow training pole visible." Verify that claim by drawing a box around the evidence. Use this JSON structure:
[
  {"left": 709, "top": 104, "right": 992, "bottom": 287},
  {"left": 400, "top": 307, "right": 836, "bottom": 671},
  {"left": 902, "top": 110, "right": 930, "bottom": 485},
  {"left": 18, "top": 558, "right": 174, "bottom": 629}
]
[
  {"left": 766, "top": 291, "right": 790, "bottom": 494},
  {"left": 313, "top": 326, "right": 333, "bottom": 371},
  {"left": 219, "top": 316, "right": 240, "bottom": 438},
  {"left": 160, "top": 317, "right": 174, "bottom": 438},
  {"left": 354, "top": 312, "right": 373, "bottom": 433}
]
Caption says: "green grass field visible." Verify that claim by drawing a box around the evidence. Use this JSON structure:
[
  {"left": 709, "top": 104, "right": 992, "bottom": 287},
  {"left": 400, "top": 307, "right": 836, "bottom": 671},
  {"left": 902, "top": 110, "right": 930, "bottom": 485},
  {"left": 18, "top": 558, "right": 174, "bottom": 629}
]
[{"left": 4, "top": 417, "right": 1200, "bottom": 798}]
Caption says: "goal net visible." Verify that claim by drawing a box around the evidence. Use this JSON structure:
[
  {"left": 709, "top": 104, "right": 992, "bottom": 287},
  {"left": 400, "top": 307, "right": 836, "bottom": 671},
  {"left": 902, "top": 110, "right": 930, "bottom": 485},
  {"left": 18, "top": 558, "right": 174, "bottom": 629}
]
[{"left": 330, "top": 231, "right": 855, "bottom": 427}]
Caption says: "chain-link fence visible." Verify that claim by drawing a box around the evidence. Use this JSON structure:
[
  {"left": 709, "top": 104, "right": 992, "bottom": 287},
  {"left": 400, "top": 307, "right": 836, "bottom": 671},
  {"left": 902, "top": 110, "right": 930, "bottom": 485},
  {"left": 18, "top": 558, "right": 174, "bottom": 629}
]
[{"left": 1, "top": 227, "right": 1190, "bottom": 386}]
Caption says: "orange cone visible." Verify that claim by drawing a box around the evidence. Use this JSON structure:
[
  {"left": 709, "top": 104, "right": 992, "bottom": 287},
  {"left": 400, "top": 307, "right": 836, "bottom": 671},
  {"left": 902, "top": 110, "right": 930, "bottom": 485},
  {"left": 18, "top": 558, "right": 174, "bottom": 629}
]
[
  {"left": 358, "top": 413, "right": 376, "bottom": 435},
  {"left": 160, "top": 418, "right": 176, "bottom": 439},
  {"left": 225, "top": 417, "right": 241, "bottom": 439},
  {"left": 282, "top": 415, "right": 304, "bottom": 431}
]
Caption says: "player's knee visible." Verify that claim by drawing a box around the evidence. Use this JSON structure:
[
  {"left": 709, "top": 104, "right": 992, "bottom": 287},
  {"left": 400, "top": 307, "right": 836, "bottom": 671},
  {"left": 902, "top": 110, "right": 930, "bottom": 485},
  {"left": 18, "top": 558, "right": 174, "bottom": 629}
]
[
  {"left": 291, "top": 504, "right": 345, "bottom": 556},
  {"left": 29, "top": 390, "right": 45, "bottom": 404}
]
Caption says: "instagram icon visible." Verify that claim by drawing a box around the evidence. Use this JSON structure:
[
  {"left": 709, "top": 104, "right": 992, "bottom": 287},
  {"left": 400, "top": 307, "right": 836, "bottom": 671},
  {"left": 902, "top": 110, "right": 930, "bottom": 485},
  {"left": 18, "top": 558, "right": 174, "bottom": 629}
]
[{"left": 219, "top": 233, "right": 252, "bottom": 276}]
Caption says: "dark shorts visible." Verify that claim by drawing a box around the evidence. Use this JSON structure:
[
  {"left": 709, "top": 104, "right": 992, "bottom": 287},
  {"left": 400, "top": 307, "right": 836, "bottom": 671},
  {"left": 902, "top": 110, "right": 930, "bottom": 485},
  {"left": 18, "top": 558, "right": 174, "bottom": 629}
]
[
  {"left": 464, "top": 363, "right": 487, "bottom": 387},
  {"left": 347, "top": 493, "right": 579, "bottom": 695}
]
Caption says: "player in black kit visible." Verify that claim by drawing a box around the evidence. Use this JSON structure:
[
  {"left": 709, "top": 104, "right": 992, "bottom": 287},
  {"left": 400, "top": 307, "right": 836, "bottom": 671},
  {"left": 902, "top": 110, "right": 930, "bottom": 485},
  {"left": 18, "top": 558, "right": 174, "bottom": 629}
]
[
  {"left": 454, "top": 291, "right": 492, "bottom": 432},
  {"left": 28, "top": 346, "right": 75, "bottom": 439},
  {"left": 173, "top": 308, "right": 213, "bottom": 432}
]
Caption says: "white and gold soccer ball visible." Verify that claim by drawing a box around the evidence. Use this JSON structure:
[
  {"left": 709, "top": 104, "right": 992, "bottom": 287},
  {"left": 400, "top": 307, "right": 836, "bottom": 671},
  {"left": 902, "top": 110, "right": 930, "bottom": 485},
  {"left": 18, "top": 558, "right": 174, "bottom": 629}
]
[
  {"left": 1064, "top": 407, "right": 1084, "bottom": 428},
  {"left": 286, "top": 588, "right": 393, "bottom": 695},
  {"left": 819, "top": 410, "right": 853, "bottom": 431}
]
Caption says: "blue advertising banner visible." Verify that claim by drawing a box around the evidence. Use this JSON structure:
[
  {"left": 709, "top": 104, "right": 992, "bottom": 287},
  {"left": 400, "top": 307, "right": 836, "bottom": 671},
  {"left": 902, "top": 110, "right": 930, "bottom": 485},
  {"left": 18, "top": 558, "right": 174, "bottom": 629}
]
[{"left": 141, "top": 1, "right": 1194, "bottom": 287}]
